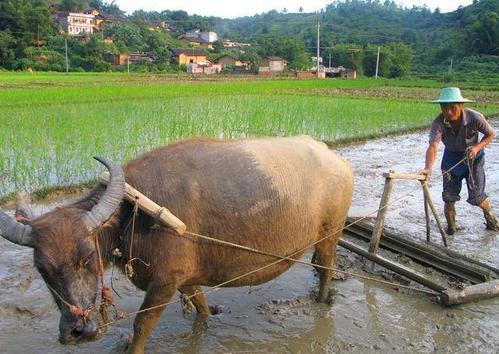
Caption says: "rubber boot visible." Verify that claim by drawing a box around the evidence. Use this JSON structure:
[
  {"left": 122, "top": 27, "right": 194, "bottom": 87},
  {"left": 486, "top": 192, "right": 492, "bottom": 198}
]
[
  {"left": 483, "top": 209, "right": 499, "bottom": 231},
  {"left": 444, "top": 203, "right": 457, "bottom": 235},
  {"left": 481, "top": 200, "right": 499, "bottom": 231}
]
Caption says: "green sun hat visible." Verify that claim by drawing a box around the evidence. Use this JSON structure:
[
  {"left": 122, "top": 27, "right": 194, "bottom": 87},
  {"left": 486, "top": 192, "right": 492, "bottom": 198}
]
[{"left": 430, "top": 87, "right": 474, "bottom": 103}]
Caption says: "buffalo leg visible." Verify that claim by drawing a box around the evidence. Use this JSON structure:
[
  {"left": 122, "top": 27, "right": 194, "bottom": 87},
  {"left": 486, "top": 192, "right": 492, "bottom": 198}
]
[
  {"left": 314, "top": 229, "right": 340, "bottom": 303},
  {"left": 128, "top": 283, "right": 177, "bottom": 354},
  {"left": 179, "top": 285, "right": 211, "bottom": 315}
]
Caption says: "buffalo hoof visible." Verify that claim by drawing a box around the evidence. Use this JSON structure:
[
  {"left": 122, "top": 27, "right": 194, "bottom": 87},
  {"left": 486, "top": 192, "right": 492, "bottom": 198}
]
[
  {"left": 315, "top": 288, "right": 336, "bottom": 305},
  {"left": 209, "top": 304, "right": 223, "bottom": 315},
  {"left": 110, "top": 333, "right": 132, "bottom": 354}
]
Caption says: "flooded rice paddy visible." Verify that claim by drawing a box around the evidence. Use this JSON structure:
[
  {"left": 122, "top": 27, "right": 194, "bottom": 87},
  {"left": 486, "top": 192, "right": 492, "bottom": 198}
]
[{"left": 1, "top": 121, "right": 498, "bottom": 353}]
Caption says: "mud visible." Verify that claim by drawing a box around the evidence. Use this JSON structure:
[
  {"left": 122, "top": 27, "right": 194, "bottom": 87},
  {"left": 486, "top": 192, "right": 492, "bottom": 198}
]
[{"left": 1, "top": 121, "right": 498, "bottom": 353}]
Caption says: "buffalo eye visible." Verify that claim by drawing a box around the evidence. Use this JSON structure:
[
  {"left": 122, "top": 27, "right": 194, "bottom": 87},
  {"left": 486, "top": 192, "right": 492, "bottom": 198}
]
[{"left": 80, "top": 252, "right": 95, "bottom": 269}]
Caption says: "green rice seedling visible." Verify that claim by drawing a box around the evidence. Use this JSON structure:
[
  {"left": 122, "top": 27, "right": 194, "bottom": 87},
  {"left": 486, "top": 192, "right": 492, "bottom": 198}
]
[{"left": 1, "top": 73, "right": 498, "bottom": 199}]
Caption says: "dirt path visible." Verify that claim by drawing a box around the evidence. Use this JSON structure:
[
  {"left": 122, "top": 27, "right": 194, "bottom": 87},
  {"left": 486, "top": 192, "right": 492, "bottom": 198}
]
[{"left": 1, "top": 121, "right": 498, "bottom": 353}]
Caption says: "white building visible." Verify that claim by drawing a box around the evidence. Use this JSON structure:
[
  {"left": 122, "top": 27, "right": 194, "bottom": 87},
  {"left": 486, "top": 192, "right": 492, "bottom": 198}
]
[
  {"left": 56, "top": 12, "right": 95, "bottom": 36},
  {"left": 184, "top": 29, "right": 218, "bottom": 43}
]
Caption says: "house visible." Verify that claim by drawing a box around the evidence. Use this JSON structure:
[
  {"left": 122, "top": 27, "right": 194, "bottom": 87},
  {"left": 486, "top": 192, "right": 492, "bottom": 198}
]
[
  {"left": 55, "top": 11, "right": 95, "bottom": 36},
  {"left": 223, "top": 40, "right": 251, "bottom": 48},
  {"left": 311, "top": 56, "right": 323, "bottom": 72},
  {"left": 106, "top": 52, "right": 155, "bottom": 66},
  {"left": 216, "top": 55, "right": 250, "bottom": 70},
  {"left": 324, "top": 66, "right": 357, "bottom": 79},
  {"left": 80, "top": 9, "right": 120, "bottom": 33},
  {"left": 258, "top": 56, "right": 286, "bottom": 75},
  {"left": 178, "top": 37, "right": 213, "bottom": 49},
  {"left": 172, "top": 48, "right": 208, "bottom": 65},
  {"left": 148, "top": 21, "right": 172, "bottom": 32},
  {"left": 341, "top": 69, "right": 357, "bottom": 79},
  {"left": 184, "top": 29, "right": 218, "bottom": 43},
  {"left": 295, "top": 71, "right": 325, "bottom": 79},
  {"left": 187, "top": 63, "right": 222, "bottom": 75},
  {"left": 178, "top": 29, "right": 218, "bottom": 49}
]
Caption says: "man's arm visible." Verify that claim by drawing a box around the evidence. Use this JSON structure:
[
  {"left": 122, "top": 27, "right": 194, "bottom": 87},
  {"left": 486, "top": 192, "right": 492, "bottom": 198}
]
[
  {"left": 423, "top": 141, "right": 440, "bottom": 176},
  {"left": 469, "top": 118, "right": 496, "bottom": 158}
]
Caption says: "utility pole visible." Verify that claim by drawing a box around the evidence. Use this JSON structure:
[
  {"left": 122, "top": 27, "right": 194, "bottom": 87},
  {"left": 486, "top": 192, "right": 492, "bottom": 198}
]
[
  {"left": 316, "top": 21, "right": 320, "bottom": 78},
  {"left": 375, "top": 46, "right": 380, "bottom": 79},
  {"left": 127, "top": 54, "right": 130, "bottom": 74},
  {"left": 329, "top": 53, "right": 332, "bottom": 69},
  {"left": 448, "top": 58, "right": 453, "bottom": 74},
  {"left": 64, "top": 36, "right": 69, "bottom": 74}
]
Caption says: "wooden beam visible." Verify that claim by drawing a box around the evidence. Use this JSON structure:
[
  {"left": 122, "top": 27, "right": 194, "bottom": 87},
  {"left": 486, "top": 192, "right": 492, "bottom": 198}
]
[
  {"left": 442, "top": 280, "right": 499, "bottom": 306},
  {"left": 369, "top": 176, "right": 393, "bottom": 254},
  {"left": 382, "top": 172, "right": 427, "bottom": 181},
  {"left": 340, "top": 238, "right": 447, "bottom": 293},
  {"left": 421, "top": 182, "right": 448, "bottom": 247},
  {"left": 99, "top": 172, "right": 186, "bottom": 235}
]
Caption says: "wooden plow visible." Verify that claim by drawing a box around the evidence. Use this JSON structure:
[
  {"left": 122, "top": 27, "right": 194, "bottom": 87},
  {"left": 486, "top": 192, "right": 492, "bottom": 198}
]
[{"left": 339, "top": 171, "right": 499, "bottom": 306}]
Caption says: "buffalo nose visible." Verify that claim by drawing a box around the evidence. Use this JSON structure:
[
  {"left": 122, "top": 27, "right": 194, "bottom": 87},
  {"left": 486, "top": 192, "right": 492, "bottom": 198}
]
[
  {"left": 70, "top": 319, "right": 98, "bottom": 341},
  {"left": 82, "top": 321, "right": 99, "bottom": 340},
  {"left": 70, "top": 318, "right": 85, "bottom": 339}
]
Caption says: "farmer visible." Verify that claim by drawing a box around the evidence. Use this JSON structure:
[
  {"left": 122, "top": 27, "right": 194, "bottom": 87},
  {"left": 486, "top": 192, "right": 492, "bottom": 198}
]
[{"left": 422, "top": 87, "right": 498, "bottom": 235}]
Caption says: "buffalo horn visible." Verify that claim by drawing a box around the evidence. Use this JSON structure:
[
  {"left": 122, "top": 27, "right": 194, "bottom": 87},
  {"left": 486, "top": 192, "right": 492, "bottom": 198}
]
[
  {"left": 0, "top": 210, "right": 33, "bottom": 246},
  {"left": 83, "top": 156, "right": 125, "bottom": 233}
]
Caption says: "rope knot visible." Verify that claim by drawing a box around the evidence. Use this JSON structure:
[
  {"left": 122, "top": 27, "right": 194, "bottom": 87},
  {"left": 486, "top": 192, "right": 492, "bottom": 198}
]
[
  {"left": 69, "top": 304, "right": 90, "bottom": 320},
  {"left": 99, "top": 286, "right": 114, "bottom": 325}
]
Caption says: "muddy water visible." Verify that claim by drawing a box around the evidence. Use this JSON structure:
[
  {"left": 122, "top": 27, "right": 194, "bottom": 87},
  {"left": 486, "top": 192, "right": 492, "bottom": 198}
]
[{"left": 1, "top": 122, "right": 498, "bottom": 353}]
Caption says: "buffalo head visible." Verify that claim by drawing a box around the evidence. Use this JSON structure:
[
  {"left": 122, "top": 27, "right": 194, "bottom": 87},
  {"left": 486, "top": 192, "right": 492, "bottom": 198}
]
[{"left": 0, "top": 157, "right": 125, "bottom": 344}]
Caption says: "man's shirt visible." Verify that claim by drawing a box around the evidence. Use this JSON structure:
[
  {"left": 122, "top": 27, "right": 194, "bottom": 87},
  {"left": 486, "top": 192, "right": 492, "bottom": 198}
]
[{"left": 429, "top": 108, "right": 495, "bottom": 152}]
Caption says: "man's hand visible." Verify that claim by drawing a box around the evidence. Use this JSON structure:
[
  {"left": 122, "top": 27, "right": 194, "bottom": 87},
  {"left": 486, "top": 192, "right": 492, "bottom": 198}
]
[
  {"left": 467, "top": 145, "right": 481, "bottom": 159},
  {"left": 420, "top": 169, "right": 431, "bottom": 179}
]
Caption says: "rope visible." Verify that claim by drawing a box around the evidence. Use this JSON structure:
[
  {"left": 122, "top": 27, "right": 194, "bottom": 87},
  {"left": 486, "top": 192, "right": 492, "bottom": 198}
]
[
  {"left": 96, "top": 154, "right": 472, "bottom": 330},
  {"left": 45, "top": 282, "right": 94, "bottom": 324},
  {"left": 465, "top": 147, "right": 476, "bottom": 189},
  {"left": 183, "top": 230, "right": 439, "bottom": 296}
]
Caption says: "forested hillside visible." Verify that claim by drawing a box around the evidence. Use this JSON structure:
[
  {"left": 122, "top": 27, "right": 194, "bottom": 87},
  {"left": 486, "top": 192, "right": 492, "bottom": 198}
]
[
  {"left": 0, "top": 0, "right": 497, "bottom": 81},
  {"left": 219, "top": 0, "right": 498, "bottom": 78}
]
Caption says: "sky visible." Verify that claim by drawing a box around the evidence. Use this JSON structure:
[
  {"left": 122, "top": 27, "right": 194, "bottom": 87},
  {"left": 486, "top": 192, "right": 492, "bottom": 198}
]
[{"left": 114, "top": 0, "right": 474, "bottom": 18}]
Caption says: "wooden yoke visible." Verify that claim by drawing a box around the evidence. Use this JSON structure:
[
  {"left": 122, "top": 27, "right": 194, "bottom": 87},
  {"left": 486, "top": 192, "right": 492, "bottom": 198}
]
[
  {"left": 368, "top": 171, "right": 447, "bottom": 255},
  {"left": 99, "top": 172, "right": 186, "bottom": 235}
]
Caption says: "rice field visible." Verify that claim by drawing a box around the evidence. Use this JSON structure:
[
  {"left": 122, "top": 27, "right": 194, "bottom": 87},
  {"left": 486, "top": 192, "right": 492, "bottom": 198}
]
[{"left": 1, "top": 72, "right": 498, "bottom": 199}]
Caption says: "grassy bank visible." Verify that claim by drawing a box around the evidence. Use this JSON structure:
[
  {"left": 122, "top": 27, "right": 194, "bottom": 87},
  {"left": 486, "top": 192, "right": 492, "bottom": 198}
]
[{"left": 1, "top": 73, "right": 498, "bottom": 198}]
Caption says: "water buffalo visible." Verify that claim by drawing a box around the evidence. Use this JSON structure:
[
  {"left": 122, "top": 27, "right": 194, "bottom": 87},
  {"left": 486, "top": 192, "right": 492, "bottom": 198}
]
[{"left": 0, "top": 136, "right": 353, "bottom": 354}]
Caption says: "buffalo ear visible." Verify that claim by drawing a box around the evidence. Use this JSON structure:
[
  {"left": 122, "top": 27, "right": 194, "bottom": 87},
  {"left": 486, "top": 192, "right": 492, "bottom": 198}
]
[
  {"left": 15, "top": 192, "right": 34, "bottom": 222},
  {"left": 0, "top": 210, "right": 34, "bottom": 248}
]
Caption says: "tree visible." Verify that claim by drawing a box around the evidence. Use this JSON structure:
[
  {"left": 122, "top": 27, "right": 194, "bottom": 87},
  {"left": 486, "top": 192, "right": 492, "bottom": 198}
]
[
  {"left": 467, "top": 11, "right": 499, "bottom": 55},
  {"left": 60, "top": 0, "right": 85, "bottom": 12},
  {"left": 0, "top": 30, "right": 16, "bottom": 69},
  {"left": 105, "top": 22, "right": 145, "bottom": 52},
  {"left": 212, "top": 40, "right": 224, "bottom": 53},
  {"left": 386, "top": 42, "right": 413, "bottom": 77},
  {"left": 255, "top": 34, "right": 312, "bottom": 70},
  {"left": 363, "top": 45, "right": 391, "bottom": 77},
  {"left": 0, "top": 0, "right": 56, "bottom": 65},
  {"left": 239, "top": 46, "right": 261, "bottom": 70}
]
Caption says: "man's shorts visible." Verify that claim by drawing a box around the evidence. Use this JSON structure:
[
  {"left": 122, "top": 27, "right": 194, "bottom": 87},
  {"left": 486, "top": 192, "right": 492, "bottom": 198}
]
[{"left": 442, "top": 154, "right": 487, "bottom": 206}]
